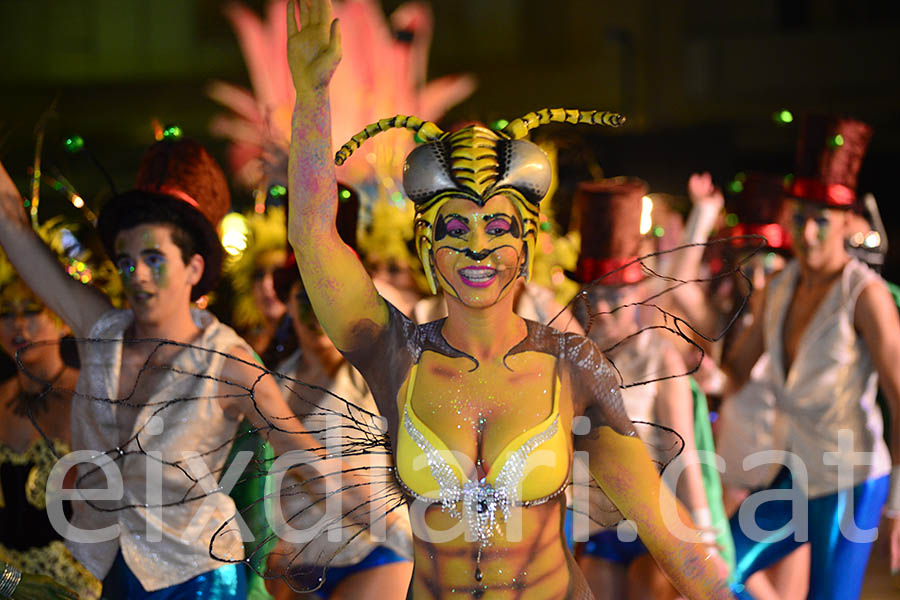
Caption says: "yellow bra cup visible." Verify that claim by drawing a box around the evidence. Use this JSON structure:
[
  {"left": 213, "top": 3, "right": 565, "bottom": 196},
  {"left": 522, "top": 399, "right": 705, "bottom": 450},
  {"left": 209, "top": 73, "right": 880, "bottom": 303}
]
[{"left": 396, "top": 363, "right": 570, "bottom": 503}]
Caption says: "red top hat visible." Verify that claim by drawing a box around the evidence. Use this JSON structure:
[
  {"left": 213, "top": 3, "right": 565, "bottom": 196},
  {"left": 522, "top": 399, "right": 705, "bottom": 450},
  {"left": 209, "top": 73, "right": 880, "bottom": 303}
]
[
  {"left": 725, "top": 172, "right": 791, "bottom": 251},
  {"left": 786, "top": 114, "right": 872, "bottom": 208},
  {"left": 574, "top": 177, "right": 648, "bottom": 285},
  {"left": 98, "top": 139, "right": 231, "bottom": 300}
]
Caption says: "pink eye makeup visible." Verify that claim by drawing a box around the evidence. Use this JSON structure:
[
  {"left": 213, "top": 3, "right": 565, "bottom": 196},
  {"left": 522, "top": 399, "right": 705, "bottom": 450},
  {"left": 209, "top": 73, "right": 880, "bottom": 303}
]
[
  {"left": 445, "top": 218, "right": 469, "bottom": 236},
  {"left": 485, "top": 218, "right": 511, "bottom": 235}
]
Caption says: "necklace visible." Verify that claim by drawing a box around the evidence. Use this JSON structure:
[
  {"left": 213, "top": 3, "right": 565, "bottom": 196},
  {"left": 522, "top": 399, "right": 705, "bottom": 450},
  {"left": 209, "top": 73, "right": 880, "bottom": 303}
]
[{"left": 6, "top": 365, "right": 66, "bottom": 418}]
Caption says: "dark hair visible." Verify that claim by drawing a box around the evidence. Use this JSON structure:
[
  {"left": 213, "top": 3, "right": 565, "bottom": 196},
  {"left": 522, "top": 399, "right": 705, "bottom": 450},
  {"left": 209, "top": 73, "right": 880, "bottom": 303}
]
[{"left": 111, "top": 199, "right": 198, "bottom": 265}]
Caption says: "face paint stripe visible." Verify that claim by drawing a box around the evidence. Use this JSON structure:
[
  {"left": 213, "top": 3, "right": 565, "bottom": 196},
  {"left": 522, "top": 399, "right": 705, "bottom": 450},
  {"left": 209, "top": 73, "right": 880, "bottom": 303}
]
[
  {"left": 438, "top": 244, "right": 519, "bottom": 258},
  {"left": 432, "top": 250, "right": 462, "bottom": 301},
  {"left": 464, "top": 248, "right": 493, "bottom": 261},
  {"left": 509, "top": 218, "right": 521, "bottom": 239},
  {"left": 434, "top": 217, "right": 448, "bottom": 242}
]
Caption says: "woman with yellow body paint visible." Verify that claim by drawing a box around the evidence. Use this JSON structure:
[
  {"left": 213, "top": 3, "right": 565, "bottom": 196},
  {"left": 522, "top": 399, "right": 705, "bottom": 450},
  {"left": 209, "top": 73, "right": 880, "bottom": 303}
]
[{"left": 285, "top": 0, "right": 735, "bottom": 597}]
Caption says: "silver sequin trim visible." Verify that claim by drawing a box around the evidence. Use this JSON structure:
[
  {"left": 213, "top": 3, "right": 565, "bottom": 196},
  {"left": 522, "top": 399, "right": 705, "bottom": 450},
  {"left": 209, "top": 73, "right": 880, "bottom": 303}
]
[
  {"left": 402, "top": 405, "right": 561, "bottom": 545},
  {"left": 403, "top": 406, "right": 462, "bottom": 516}
]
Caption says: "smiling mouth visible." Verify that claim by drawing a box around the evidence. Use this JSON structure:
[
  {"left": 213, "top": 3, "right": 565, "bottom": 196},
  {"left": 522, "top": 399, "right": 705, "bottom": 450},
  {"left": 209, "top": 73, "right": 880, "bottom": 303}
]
[{"left": 458, "top": 266, "right": 497, "bottom": 288}]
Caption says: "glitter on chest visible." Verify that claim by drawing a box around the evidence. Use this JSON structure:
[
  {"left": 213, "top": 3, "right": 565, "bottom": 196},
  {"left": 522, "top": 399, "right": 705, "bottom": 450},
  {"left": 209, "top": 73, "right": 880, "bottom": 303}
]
[{"left": 402, "top": 404, "right": 560, "bottom": 546}]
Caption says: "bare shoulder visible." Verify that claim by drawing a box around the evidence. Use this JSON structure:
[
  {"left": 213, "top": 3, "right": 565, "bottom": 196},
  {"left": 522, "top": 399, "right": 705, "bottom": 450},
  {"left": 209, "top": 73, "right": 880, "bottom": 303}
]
[
  {"left": 855, "top": 276, "right": 900, "bottom": 334},
  {"left": 219, "top": 344, "right": 266, "bottom": 388},
  {"left": 657, "top": 340, "right": 692, "bottom": 388},
  {"left": 215, "top": 343, "right": 279, "bottom": 420},
  {"left": 555, "top": 331, "right": 635, "bottom": 436},
  {"left": 857, "top": 275, "right": 895, "bottom": 309},
  {"left": 653, "top": 333, "right": 687, "bottom": 368}
]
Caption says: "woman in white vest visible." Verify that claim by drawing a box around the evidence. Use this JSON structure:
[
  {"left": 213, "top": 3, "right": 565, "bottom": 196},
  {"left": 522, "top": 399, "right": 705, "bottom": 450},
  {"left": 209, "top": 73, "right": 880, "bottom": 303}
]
[{"left": 725, "top": 115, "right": 900, "bottom": 599}]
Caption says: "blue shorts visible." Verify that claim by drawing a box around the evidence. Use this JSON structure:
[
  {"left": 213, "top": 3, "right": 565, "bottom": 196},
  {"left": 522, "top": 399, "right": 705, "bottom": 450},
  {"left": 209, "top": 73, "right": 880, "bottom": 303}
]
[
  {"left": 729, "top": 468, "right": 888, "bottom": 600},
  {"left": 580, "top": 527, "right": 648, "bottom": 566},
  {"left": 563, "top": 509, "right": 575, "bottom": 550},
  {"left": 314, "top": 545, "right": 411, "bottom": 598},
  {"left": 101, "top": 552, "right": 246, "bottom": 599}
]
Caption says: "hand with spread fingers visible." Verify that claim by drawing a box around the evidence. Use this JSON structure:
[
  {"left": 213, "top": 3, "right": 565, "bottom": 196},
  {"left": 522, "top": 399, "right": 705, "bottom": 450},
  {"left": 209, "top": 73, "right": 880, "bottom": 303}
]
[{"left": 287, "top": 0, "right": 342, "bottom": 93}]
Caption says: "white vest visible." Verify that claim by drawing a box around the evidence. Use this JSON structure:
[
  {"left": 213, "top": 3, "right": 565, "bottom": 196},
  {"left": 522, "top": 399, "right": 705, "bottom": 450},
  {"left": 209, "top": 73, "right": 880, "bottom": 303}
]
[
  {"left": 274, "top": 350, "right": 413, "bottom": 566},
  {"left": 67, "top": 309, "right": 247, "bottom": 590},
  {"left": 717, "top": 354, "right": 788, "bottom": 489},
  {"left": 762, "top": 258, "right": 891, "bottom": 497}
]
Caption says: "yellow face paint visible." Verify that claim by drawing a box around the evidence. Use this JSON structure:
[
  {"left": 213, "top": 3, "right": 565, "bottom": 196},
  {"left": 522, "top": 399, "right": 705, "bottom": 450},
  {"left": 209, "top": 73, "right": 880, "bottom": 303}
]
[
  {"left": 334, "top": 109, "right": 625, "bottom": 297},
  {"left": 430, "top": 196, "right": 525, "bottom": 307}
]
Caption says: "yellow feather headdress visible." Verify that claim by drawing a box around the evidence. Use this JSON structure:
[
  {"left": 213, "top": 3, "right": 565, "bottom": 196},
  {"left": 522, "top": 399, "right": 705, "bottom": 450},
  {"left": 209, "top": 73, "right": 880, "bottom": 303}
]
[{"left": 223, "top": 207, "right": 287, "bottom": 331}]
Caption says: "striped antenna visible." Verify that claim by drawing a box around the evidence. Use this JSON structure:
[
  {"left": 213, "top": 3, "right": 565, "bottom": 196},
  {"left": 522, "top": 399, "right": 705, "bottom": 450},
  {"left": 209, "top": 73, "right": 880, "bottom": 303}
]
[
  {"left": 502, "top": 108, "right": 625, "bottom": 140},
  {"left": 334, "top": 115, "right": 444, "bottom": 165}
]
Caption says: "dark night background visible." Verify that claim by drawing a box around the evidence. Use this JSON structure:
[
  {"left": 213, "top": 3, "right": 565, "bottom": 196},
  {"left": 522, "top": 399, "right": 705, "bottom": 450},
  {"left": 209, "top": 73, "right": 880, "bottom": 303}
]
[
  {"left": 1, "top": 0, "right": 899, "bottom": 276},
  {"left": 1, "top": 3, "right": 898, "bottom": 594}
]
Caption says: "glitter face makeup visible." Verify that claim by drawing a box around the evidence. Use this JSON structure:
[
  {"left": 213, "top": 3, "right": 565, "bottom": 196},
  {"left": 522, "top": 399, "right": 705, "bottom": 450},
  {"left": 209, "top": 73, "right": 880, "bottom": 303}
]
[
  {"left": 431, "top": 195, "right": 525, "bottom": 308},
  {"left": 791, "top": 210, "right": 830, "bottom": 244},
  {"left": 113, "top": 224, "right": 195, "bottom": 317},
  {"left": 116, "top": 247, "right": 169, "bottom": 292}
]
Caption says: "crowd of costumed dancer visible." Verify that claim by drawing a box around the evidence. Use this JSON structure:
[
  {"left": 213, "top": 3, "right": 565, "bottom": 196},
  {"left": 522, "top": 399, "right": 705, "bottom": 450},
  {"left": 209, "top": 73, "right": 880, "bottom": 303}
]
[{"left": 0, "top": 0, "right": 897, "bottom": 599}]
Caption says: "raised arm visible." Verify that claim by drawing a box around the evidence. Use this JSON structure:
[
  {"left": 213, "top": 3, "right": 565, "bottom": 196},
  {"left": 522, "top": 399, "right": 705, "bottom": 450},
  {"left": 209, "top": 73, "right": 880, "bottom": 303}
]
[
  {"left": 0, "top": 160, "right": 110, "bottom": 337},
  {"left": 577, "top": 426, "right": 732, "bottom": 599},
  {"left": 654, "top": 173, "right": 723, "bottom": 350},
  {"left": 669, "top": 173, "right": 724, "bottom": 284},
  {"left": 286, "top": 0, "right": 387, "bottom": 351}
]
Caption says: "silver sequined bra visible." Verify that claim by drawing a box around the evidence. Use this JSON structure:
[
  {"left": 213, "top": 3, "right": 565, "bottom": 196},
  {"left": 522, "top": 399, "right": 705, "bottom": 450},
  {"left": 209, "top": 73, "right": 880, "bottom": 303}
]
[{"left": 396, "top": 366, "right": 570, "bottom": 546}]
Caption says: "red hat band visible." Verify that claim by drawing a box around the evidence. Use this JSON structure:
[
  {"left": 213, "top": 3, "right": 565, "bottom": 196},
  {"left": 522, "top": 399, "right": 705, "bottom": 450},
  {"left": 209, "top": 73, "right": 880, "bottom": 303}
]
[
  {"left": 786, "top": 177, "right": 856, "bottom": 207},
  {"left": 574, "top": 177, "right": 649, "bottom": 284},
  {"left": 576, "top": 257, "right": 644, "bottom": 285}
]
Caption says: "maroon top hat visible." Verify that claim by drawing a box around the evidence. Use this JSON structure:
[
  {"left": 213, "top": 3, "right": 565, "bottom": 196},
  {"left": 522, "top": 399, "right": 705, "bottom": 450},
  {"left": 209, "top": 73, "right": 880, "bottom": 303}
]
[
  {"left": 98, "top": 139, "right": 231, "bottom": 300},
  {"left": 725, "top": 172, "right": 791, "bottom": 251},
  {"left": 786, "top": 114, "right": 872, "bottom": 208},
  {"left": 574, "top": 177, "right": 648, "bottom": 285}
]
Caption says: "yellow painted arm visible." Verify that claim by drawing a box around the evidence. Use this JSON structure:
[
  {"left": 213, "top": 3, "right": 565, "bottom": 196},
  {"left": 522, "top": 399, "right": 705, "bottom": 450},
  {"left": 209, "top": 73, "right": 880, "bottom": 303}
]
[
  {"left": 576, "top": 427, "right": 733, "bottom": 599},
  {"left": 286, "top": 0, "right": 387, "bottom": 352}
]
